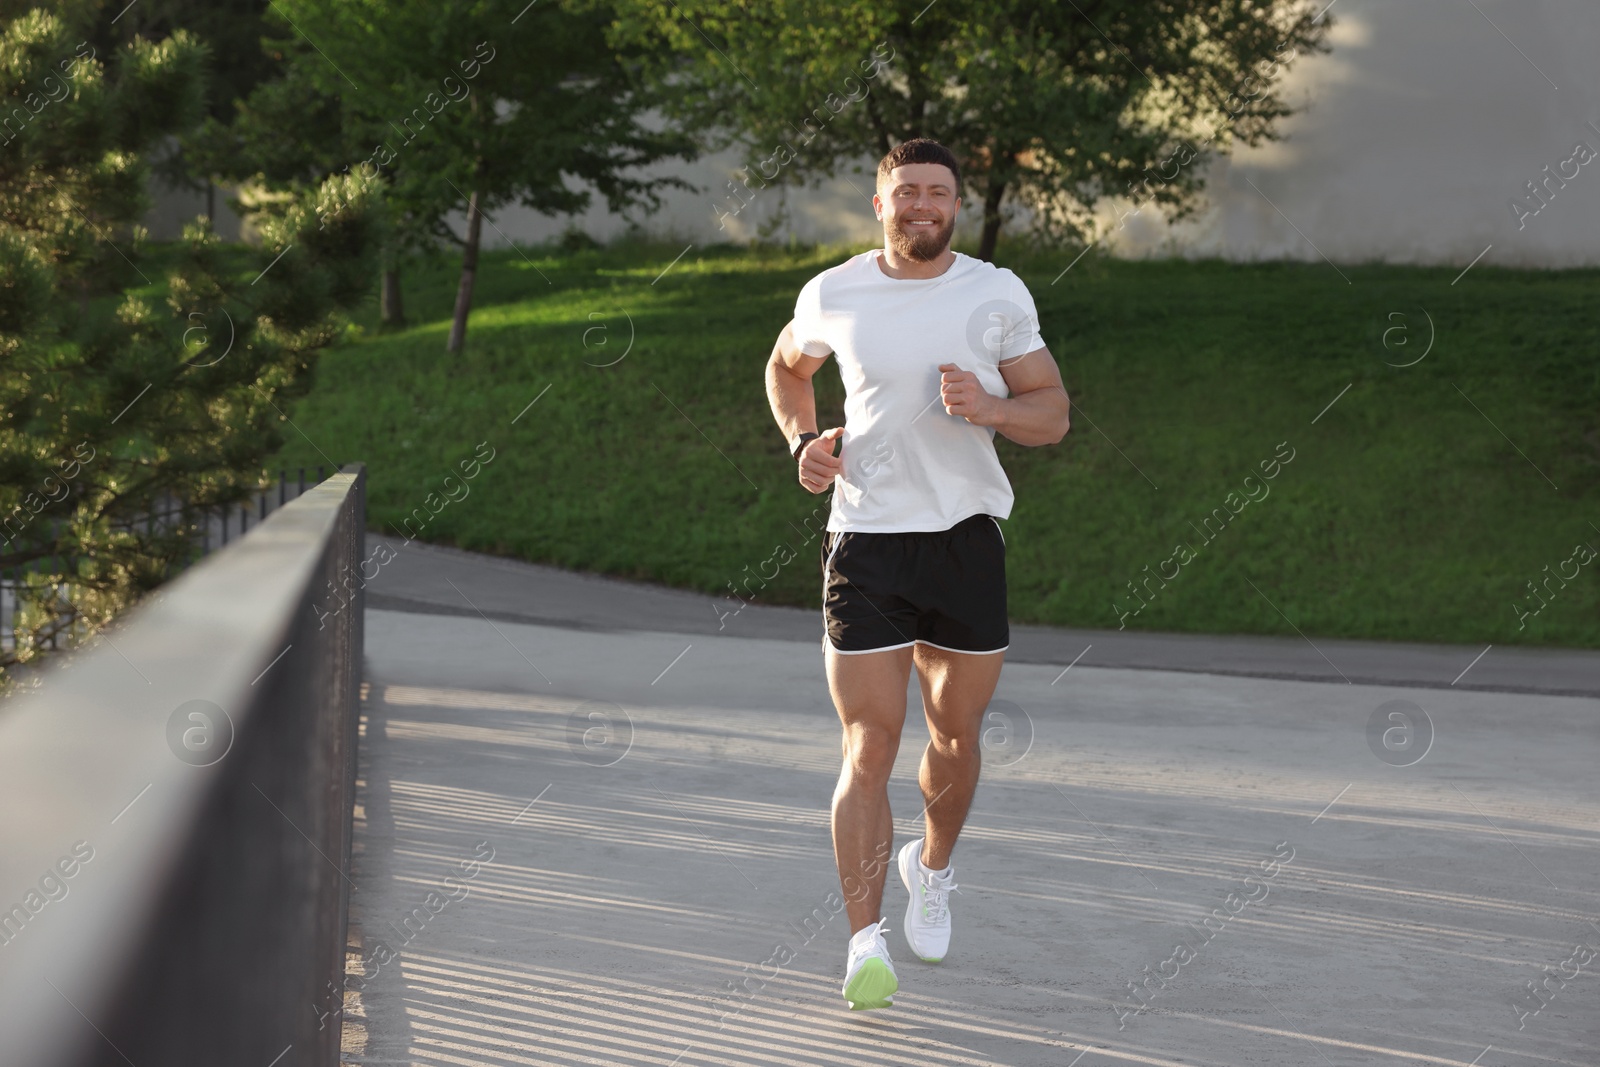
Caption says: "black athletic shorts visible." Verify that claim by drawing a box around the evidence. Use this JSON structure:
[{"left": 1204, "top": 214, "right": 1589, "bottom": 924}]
[{"left": 820, "top": 513, "right": 1009, "bottom": 655}]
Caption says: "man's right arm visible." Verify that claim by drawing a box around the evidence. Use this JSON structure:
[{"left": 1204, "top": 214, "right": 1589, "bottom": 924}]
[{"left": 766, "top": 320, "right": 843, "bottom": 494}]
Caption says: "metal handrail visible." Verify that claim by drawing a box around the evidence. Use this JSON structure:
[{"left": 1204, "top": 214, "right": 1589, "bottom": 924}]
[
  {"left": 0, "top": 464, "right": 365, "bottom": 1067},
  {"left": 3, "top": 465, "right": 340, "bottom": 657}
]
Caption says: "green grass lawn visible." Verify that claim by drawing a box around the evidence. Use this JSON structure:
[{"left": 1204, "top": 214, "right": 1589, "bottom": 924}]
[{"left": 268, "top": 235, "right": 1600, "bottom": 648}]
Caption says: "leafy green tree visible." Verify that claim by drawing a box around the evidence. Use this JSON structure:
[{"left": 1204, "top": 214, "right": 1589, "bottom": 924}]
[
  {"left": 0, "top": 7, "right": 383, "bottom": 678},
  {"left": 208, "top": 0, "right": 700, "bottom": 352},
  {"left": 81, "top": 0, "right": 279, "bottom": 221},
  {"left": 184, "top": 36, "right": 393, "bottom": 314},
  {"left": 609, "top": 0, "right": 1331, "bottom": 260}
]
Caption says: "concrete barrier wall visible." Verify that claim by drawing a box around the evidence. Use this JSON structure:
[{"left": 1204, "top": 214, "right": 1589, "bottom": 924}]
[{"left": 0, "top": 468, "right": 365, "bottom": 1067}]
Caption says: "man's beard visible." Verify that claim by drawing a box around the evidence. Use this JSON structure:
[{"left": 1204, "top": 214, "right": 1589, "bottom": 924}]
[{"left": 887, "top": 213, "right": 955, "bottom": 261}]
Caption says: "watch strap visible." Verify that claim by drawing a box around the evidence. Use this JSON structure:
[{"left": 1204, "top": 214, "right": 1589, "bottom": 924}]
[{"left": 791, "top": 431, "right": 821, "bottom": 459}]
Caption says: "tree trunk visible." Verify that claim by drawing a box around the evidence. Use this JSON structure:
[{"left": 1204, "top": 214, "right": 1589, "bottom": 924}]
[
  {"left": 977, "top": 178, "right": 1007, "bottom": 262},
  {"left": 205, "top": 181, "right": 215, "bottom": 225},
  {"left": 380, "top": 266, "right": 404, "bottom": 327},
  {"left": 445, "top": 185, "right": 483, "bottom": 354}
]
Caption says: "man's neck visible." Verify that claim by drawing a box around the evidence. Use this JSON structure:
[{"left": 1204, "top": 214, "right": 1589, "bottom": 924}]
[{"left": 876, "top": 246, "right": 956, "bottom": 280}]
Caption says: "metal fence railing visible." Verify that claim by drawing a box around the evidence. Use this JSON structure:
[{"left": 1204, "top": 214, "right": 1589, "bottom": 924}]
[
  {"left": 1, "top": 465, "right": 342, "bottom": 656},
  {"left": 0, "top": 463, "right": 365, "bottom": 1067}
]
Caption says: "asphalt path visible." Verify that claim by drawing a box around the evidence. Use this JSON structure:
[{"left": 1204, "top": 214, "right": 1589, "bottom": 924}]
[{"left": 336, "top": 537, "right": 1600, "bottom": 1066}]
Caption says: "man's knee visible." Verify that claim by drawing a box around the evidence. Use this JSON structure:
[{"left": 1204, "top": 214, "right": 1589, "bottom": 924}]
[
  {"left": 916, "top": 657, "right": 1000, "bottom": 756},
  {"left": 928, "top": 724, "right": 981, "bottom": 759},
  {"left": 841, "top": 723, "right": 898, "bottom": 779}
]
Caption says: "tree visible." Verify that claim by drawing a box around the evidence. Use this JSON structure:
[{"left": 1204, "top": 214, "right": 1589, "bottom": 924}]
[
  {"left": 0, "top": 7, "right": 384, "bottom": 678},
  {"left": 608, "top": 0, "right": 1332, "bottom": 260},
  {"left": 184, "top": 35, "right": 394, "bottom": 314},
  {"left": 231, "top": 0, "right": 701, "bottom": 352},
  {"left": 82, "top": 0, "right": 280, "bottom": 225}
]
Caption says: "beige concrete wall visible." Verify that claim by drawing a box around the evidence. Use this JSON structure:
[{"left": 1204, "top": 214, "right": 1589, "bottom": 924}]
[
  {"left": 144, "top": 177, "right": 245, "bottom": 243},
  {"left": 1106, "top": 0, "right": 1600, "bottom": 268}
]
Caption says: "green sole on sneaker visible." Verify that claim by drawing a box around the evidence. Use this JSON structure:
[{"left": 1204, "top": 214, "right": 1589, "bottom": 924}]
[{"left": 843, "top": 958, "right": 898, "bottom": 1010}]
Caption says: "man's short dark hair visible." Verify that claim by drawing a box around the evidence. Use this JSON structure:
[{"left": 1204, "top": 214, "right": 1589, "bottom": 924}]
[{"left": 877, "top": 138, "right": 961, "bottom": 199}]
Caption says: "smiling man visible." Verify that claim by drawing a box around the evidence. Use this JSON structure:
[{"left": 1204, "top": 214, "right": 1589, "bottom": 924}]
[{"left": 764, "top": 138, "right": 1071, "bottom": 1010}]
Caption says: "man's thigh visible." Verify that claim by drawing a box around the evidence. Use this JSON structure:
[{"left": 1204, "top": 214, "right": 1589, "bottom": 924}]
[
  {"left": 825, "top": 643, "right": 916, "bottom": 744},
  {"left": 912, "top": 642, "right": 1005, "bottom": 741}
]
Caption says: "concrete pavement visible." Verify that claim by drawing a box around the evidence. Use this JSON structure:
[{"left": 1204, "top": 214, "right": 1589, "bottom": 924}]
[
  {"left": 359, "top": 535, "right": 1600, "bottom": 698},
  {"left": 337, "top": 537, "right": 1600, "bottom": 1066}
]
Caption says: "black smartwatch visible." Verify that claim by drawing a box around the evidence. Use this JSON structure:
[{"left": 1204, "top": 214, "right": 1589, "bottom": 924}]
[{"left": 791, "top": 431, "right": 820, "bottom": 459}]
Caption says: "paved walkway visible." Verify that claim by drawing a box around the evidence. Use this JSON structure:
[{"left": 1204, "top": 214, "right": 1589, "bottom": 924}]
[
  {"left": 340, "top": 537, "right": 1600, "bottom": 1066},
  {"left": 362, "top": 536, "right": 1600, "bottom": 698}
]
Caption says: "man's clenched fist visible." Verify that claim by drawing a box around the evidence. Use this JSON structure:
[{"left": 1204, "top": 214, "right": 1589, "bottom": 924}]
[
  {"left": 939, "top": 363, "right": 1001, "bottom": 426},
  {"left": 798, "top": 426, "right": 844, "bottom": 493}
]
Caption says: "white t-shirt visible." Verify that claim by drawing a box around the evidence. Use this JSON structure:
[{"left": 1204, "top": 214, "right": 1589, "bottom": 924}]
[{"left": 791, "top": 248, "right": 1045, "bottom": 533}]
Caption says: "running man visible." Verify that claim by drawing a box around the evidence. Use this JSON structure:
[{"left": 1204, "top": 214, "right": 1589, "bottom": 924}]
[{"left": 764, "top": 138, "right": 1071, "bottom": 1010}]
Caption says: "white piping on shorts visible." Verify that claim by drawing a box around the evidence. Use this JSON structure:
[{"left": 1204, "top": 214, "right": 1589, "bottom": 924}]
[
  {"left": 989, "top": 516, "right": 1005, "bottom": 546},
  {"left": 914, "top": 639, "right": 1009, "bottom": 655},
  {"left": 826, "top": 638, "right": 1008, "bottom": 656},
  {"left": 825, "top": 639, "right": 918, "bottom": 656},
  {"left": 824, "top": 531, "right": 845, "bottom": 574},
  {"left": 820, "top": 532, "right": 844, "bottom": 644},
  {"left": 821, "top": 531, "right": 844, "bottom": 611}
]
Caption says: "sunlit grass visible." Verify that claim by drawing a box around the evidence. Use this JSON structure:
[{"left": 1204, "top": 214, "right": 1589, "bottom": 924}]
[{"left": 270, "top": 235, "right": 1600, "bottom": 648}]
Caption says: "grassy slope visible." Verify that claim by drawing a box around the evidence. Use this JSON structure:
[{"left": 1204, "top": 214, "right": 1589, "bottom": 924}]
[{"left": 270, "top": 238, "right": 1600, "bottom": 648}]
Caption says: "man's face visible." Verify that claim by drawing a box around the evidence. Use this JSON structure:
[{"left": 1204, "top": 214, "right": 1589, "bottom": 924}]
[{"left": 876, "top": 163, "right": 960, "bottom": 261}]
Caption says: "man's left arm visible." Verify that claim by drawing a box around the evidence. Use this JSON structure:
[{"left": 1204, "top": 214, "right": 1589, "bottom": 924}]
[{"left": 939, "top": 347, "right": 1071, "bottom": 446}]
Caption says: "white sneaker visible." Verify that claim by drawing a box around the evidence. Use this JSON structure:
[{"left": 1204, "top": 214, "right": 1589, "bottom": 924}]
[
  {"left": 841, "top": 919, "right": 898, "bottom": 1010},
  {"left": 898, "top": 838, "right": 959, "bottom": 962}
]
